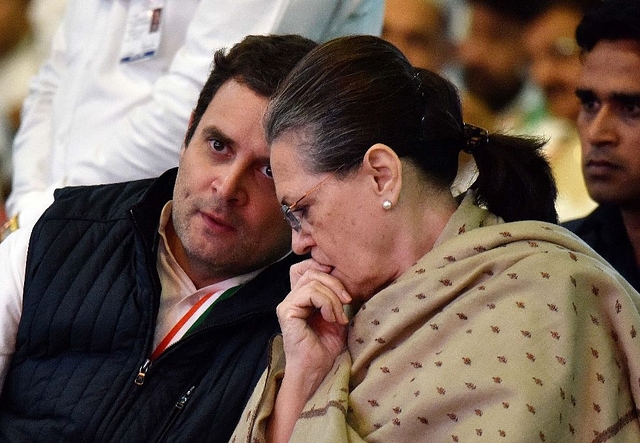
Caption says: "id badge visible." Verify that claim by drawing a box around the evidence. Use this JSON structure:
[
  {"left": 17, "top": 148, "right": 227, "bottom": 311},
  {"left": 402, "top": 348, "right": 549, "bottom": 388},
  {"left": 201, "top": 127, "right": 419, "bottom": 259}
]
[{"left": 120, "top": 0, "right": 165, "bottom": 63}]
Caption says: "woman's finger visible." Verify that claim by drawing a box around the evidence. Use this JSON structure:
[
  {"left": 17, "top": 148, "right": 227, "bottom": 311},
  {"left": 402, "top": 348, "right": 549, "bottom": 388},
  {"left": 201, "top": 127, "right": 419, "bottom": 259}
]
[
  {"left": 289, "top": 258, "right": 332, "bottom": 287},
  {"left": 291, "top": 262, "right": 352, "bottom": 305},
  {"left": 278, "top": 279, "right": 349, "bottom": 324}
]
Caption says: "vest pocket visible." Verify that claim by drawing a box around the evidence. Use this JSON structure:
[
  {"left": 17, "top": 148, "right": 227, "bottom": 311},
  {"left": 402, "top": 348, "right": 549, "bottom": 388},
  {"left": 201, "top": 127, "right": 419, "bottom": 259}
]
[{"left": 155, "top": 385, "right": 197, "bottom": 443}]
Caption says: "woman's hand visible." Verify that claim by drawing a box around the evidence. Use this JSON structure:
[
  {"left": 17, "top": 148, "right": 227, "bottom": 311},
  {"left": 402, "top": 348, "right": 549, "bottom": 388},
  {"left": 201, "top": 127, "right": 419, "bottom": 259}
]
[
  {"left": 267, "top": 259, "right": 351, "bottom": 443},
  {"left": 278, "top": 259, "right": 351, "bottom": 388}
]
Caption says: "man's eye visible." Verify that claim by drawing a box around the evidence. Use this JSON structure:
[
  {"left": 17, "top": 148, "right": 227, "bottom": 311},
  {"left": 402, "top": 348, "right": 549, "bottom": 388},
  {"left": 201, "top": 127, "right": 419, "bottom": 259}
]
[
  {"left": 622, "top": 103, "right": 640, "bottom": 117},
  {"left": 260, "top": 165, "right": 273, "bottom": 178},
  {"left": 209, "top": 139, "right": 225, "bottom": 152},
  {"left": 580, "top": 99, "right": 598, "bottom": 112}
]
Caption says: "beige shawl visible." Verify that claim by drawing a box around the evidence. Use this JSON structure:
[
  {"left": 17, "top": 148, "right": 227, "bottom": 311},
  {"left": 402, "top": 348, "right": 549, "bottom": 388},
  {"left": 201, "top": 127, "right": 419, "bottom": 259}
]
[{"left": 231, "top": 195, "right": 640, "bottom": 442}]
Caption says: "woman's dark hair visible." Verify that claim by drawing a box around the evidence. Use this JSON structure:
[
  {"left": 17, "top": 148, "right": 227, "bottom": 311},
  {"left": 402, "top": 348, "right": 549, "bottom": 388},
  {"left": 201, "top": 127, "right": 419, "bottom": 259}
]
[
  {"left": 265, "top": 35, "right": 557, "bottom": 223},
  {"left": 183, "top": 34, "right": 317, "bottom": 146}
]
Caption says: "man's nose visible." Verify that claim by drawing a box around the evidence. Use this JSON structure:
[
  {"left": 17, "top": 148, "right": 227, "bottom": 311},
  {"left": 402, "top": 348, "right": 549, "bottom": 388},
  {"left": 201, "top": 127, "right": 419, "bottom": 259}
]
[
  {"left": 212, "top": 164, "right": 248, "bottom": 205},
  {"left": 583, "top": 105, "right": 619, "bottom": 148}
]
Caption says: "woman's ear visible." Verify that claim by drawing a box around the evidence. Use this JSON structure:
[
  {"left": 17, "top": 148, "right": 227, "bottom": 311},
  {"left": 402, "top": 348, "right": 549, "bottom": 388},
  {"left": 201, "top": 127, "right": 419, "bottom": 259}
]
[{"left": 362, "top": 143, "right": 402, "bottom": 202}]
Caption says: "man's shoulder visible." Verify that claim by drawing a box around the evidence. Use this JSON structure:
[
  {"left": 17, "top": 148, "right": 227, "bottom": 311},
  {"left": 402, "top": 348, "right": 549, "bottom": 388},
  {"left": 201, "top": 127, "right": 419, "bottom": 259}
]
[
  {"left": 560, "top": 204, "right": 630, "bottom": 258},
  {"left": 562, "top": 216, "right": 588, "bottom": 234},
  {"left": 43, "top": 182, "right": 145, "bottom": 225},
  {"left": 562, "top": 205, "right": 619, "bottom": 235},
  {"left": 45, "top": 170, "right": 177, "bottom": 223}
]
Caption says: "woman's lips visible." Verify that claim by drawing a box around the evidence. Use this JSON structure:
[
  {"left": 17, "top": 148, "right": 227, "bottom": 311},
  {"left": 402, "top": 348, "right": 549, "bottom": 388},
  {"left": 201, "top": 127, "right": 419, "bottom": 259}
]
[{"left": 310, "top": 255, "right": 335, "bottom": 274}]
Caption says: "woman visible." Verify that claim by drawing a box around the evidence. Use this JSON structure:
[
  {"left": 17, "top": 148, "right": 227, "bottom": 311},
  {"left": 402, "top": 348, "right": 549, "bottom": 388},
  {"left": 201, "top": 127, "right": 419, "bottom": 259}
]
[{"left": 231, "top": 36, "right": 640, "bottom": 442}]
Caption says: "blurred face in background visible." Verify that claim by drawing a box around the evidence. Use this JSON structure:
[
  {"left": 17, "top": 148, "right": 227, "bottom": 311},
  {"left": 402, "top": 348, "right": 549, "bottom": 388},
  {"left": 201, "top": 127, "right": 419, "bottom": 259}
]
[
  {"left": 0, "top": 0, "right": 31, "bottom": 57},
  {"left": 525, "top": 6, "right": 583, "bottom": 121},
  {"left": 457, "top": 4, "right": 529, "bottom": 112},
  {"left": 382, "top": 0, "right": 451, "bottom": 73}
]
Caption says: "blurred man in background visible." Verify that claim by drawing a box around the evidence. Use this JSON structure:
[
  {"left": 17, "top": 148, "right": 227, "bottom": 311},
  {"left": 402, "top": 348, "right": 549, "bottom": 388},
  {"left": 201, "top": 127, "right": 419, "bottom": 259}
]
[
  {"left": 382, "top": 0, "right": 453, "bottom": 74},
  {"left": 524, "top": 0, "right": 598, "bottom": 221},
  {"left": 0, "top": 0, "right": 66, "bottom": 225},
  {"left": 457, "top": 0, "right": 547, "bottom": 134}
]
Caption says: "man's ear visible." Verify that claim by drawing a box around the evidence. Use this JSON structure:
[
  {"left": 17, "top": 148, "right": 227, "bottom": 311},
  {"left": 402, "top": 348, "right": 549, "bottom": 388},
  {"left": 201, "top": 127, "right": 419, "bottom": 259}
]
[{"left": 362, "top": 143, "right": 402, "bottom": 202}]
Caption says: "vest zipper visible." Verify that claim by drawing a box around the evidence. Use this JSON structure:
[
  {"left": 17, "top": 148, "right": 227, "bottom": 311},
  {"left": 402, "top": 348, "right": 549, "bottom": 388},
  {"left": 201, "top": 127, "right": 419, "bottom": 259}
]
[
  {"left": 155, "top": 385, "right": 197, "bottom": 443},
  {"left": 133, "top": 322, "right": 218, "bottom": 387},
  {"left": 134, "top": 358, "right": 152, "bottom": 386}
]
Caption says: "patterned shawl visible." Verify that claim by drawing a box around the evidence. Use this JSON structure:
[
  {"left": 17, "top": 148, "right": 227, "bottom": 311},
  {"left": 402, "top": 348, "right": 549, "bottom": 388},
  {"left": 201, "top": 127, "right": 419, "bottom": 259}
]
[{"left": 231, "top": 194, "right": 640, "bottom": 443}]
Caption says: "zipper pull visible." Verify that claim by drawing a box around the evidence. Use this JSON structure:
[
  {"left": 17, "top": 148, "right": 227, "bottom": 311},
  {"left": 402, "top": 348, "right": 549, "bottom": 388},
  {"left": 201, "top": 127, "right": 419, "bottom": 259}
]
[
  {"left": 134, "top": 359, "right": 152, "bottom": 386},
  {"left": 175, "top": 385, "right": 196, "bottom": 409}
]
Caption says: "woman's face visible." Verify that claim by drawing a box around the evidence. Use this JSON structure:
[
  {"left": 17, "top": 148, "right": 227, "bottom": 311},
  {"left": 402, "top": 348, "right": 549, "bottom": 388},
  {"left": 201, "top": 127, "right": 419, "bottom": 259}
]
[{"left": 271, "top": 136, "right": 397, "bottom": 301}]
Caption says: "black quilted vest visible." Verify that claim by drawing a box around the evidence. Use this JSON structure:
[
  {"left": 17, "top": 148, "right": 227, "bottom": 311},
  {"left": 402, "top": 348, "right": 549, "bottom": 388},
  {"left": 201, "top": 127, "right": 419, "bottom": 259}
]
[{"left": 0, "top": 168, "right": 297, "bottom": 442}]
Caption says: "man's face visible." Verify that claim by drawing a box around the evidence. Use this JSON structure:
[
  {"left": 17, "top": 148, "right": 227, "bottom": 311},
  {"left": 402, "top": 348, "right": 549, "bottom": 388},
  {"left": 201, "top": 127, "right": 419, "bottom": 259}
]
[
  {"left": 525, "top": 7, "right": 583, "bottom": 121},
  {"left": 576, "top": 40, "right": 640, "bottom": 209},
  {"left": 382, "top": 0, "right": 449, "bottom": 72},
  {"left": 457, "top": 4, "right": 528, "bottom": 111},
  {"left": 169, "top": 79, "right": 291, "bottom": 288}
]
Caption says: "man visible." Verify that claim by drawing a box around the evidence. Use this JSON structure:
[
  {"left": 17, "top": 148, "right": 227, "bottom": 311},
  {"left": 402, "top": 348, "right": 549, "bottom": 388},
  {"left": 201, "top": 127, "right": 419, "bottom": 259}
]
[
  {"left": 456, "top": 0, "right": 547, "bottom": 134},
  {"left": 451, "top": 0, "right": 551, "bottom": 200},
  {"left": 5, "top": 0, "right": 384, "bottom": 230},
  {"left": 0, "top": 34, "right": 315, "bottom": 442},
  {"left": 525, "top": 0, "right": 600, "bottom": 123},
  {"left": 523, "top": 0, "right": 598, "bottom": 221},
  {"left": 565, "top": 0, "right": 640, "bottom": 292},
  {"left": 0, "top": 0, "right": 62, "bottom": 221},
  {"left": 381, "top": 0, "right": 453, "bottom": 74}
]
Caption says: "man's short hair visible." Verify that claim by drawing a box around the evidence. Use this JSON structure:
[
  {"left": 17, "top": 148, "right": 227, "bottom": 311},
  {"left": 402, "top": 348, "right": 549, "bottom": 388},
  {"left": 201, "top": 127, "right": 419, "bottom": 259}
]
[
  {"left": 466, "top": 0, "right": 547, "bottom": 23},
  {"left": 576, "top": 0, "right": 640, "bottom": 52},
  {"left": 184, "top": 34, "right": 317, "bottom": 146},
  {"left": 534, "top": 0, "right": 600, "bottom": 17}
]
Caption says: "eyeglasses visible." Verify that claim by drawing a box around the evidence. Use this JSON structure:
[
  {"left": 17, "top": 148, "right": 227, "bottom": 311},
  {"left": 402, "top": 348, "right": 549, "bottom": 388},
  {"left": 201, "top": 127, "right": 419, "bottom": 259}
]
[{"left": 281, "top": 165, "right": 346, "bottom": 232}]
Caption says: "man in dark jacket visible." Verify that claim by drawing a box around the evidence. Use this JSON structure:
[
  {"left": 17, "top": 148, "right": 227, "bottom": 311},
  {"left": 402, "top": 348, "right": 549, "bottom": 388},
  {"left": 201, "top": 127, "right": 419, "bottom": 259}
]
[
  {"left": 564, "top": 0, "right": 640, "bottom": 292},
  {"left": 0, "top": 34, "right": 316, "bottom": 442}
]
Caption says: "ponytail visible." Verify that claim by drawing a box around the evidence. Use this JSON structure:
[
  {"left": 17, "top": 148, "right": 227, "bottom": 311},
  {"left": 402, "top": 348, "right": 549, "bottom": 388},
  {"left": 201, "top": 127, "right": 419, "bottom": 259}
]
[{"left": 468, "top": 131, "right": 558, "bottom": 223}]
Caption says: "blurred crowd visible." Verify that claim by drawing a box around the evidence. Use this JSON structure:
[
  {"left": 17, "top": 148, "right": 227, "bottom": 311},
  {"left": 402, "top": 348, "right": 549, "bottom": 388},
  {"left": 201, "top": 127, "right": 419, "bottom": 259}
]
[
  {"left": 0, "top": 0, "right": 604, "bottom": 225},
  {"left": 381, "top": 0, "right": 600, "bottom": 222},
  {"left": 0, "top": 0, "right": 66, "bottom": 224}
]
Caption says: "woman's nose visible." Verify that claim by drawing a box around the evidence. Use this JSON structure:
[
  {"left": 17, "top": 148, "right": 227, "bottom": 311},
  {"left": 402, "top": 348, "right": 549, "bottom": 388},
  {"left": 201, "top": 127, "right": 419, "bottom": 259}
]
[{"left": 291, "top": 227, "right": 314, "bottom": 255}]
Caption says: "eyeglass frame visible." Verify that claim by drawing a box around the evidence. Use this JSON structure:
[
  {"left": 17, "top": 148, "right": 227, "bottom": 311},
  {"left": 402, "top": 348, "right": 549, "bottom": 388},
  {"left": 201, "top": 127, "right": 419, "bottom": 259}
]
[{"left": 281, "top": 164, "right": 348, "bottom": 232}]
